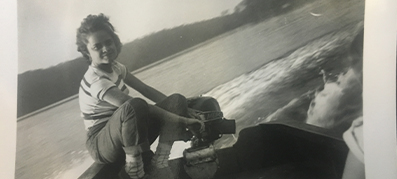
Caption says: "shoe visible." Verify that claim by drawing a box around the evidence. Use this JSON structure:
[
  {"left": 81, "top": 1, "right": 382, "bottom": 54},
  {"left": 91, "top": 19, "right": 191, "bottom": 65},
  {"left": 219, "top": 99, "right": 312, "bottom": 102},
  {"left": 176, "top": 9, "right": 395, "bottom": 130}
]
[
  {"left": 141, "top": 150, "right": 154, "bottom": 173},
  {"left": 124, "top": 161, "right": 145, "bottom": 179},
  {"left": 146, "top": 165, "right": 175, "bottom": 179}
]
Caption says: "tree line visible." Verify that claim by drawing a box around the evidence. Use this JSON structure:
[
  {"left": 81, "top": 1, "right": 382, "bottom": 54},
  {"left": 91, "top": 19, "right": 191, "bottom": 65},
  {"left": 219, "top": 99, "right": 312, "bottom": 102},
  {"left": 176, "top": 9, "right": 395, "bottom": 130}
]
[{"left": 17, "top": 0, "right": 314, "bottom": 117}]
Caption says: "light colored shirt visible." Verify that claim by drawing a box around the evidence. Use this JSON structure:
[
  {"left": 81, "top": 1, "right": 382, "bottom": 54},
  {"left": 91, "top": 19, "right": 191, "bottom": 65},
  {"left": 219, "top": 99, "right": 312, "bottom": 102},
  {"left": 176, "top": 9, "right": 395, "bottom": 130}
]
[{"left": 79, "top": 61, "right": 129, "bottom": 130}]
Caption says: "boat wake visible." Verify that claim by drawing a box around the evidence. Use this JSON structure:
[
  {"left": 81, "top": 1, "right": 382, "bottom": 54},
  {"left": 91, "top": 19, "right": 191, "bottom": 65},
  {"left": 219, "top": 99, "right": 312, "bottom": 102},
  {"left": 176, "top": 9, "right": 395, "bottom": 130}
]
[{"left": 205, "top": 24, "right": 362, "bottom": 148}]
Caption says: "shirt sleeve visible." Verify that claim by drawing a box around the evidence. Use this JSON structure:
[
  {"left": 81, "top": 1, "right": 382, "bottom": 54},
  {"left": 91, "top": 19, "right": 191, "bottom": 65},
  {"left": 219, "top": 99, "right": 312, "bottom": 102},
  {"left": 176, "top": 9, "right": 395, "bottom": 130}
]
[
  {"left": 343, "top": 116, "right": 364, "bottom": 163},
  {"left": 90, "top": 77, "right": 116, "bottom": 100}
]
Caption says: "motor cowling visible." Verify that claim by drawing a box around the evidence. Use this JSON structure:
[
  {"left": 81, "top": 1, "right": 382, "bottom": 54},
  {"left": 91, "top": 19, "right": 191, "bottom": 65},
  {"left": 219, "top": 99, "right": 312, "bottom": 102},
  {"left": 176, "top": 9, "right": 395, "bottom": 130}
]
[{"left": 184, "top": 109, "right": 236, "bottom": 179}]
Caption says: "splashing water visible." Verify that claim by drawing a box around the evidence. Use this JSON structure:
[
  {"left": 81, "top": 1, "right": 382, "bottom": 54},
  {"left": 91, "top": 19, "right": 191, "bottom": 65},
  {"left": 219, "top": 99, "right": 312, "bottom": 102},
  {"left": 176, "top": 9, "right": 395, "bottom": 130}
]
[
  {"left": 205, "top": 25, "right": 361, "bottom": 148},
  {"left": 205, "top": 27, "right": 356, "bottom": 121},
  {"left": 306, "top": 68, "right": 362, "bottom": 129}
]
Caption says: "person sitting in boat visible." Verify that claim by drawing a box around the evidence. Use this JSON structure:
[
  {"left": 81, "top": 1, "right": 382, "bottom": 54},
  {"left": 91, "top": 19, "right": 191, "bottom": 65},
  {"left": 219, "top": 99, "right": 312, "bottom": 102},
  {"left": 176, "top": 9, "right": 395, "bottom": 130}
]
[{"left": 76, "top": 13, "right": 204, "bottom": 179}]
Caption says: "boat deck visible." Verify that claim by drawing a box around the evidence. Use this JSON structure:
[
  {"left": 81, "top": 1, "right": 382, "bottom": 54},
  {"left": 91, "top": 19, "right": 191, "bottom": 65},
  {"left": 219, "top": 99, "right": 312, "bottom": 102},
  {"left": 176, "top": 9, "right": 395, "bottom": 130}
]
[{"left": 79, "top": 120, "right": 348, "bottom": 179}]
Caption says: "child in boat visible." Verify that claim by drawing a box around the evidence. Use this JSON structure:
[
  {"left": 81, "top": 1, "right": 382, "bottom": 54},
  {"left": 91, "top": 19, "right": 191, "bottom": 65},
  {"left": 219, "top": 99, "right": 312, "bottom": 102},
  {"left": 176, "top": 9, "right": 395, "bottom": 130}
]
[{"left": 76, "top": 13, "right": 204, "bottom": 179}]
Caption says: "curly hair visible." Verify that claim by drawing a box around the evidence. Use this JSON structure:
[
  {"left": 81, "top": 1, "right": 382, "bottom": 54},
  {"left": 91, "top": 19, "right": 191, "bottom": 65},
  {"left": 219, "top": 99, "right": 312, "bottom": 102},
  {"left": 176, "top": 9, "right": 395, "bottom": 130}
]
[{"left": 76, "top": 13, "right": 122, "bottom": 63}]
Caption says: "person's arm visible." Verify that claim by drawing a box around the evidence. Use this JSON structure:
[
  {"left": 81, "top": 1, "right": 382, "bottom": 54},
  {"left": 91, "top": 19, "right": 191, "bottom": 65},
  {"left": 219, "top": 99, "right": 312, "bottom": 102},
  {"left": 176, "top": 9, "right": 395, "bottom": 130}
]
[
  {"left": 102, "top": 87, "right": 204, "bottom": 131},
  {"left": 102, "top": 87, "right": 133, "bottom": 107},
  {"left": 124, "top": 73, "right": 167, "bottom": 103},
  {"left": 149, "top": 104, "right": 204, "bottom": 130}
]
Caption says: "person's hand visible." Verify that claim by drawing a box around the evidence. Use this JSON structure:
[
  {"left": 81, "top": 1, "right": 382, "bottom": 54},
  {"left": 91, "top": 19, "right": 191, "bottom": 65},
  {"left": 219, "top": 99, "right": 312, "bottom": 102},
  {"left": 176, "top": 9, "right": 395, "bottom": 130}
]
[
  {"left": 187, "top": 108, "right": 204, "bottom": 120},
  {"left": 184, "top": 117, "right": 205, "bottom": 133}
]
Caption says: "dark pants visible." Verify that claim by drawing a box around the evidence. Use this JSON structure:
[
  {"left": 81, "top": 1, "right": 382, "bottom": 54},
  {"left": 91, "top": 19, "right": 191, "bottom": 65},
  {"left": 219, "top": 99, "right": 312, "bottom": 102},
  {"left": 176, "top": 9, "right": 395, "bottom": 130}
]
[{"left": 86, "top": 94, "right": 219, "bottom": 164}]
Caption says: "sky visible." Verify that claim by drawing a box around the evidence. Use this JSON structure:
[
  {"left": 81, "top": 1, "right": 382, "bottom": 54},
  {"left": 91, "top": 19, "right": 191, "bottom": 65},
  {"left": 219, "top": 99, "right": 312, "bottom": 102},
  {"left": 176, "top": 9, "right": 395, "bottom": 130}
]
[{"left": 17, "top": 0, "right": 242, "bottom": 74}]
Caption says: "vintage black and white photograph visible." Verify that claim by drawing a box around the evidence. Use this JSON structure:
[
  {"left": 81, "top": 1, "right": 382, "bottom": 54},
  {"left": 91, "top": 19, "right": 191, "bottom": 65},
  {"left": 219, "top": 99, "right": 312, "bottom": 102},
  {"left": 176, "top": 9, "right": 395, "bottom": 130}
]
[{"left": 15, "top": 0, "right": 371, "bottom": 178}]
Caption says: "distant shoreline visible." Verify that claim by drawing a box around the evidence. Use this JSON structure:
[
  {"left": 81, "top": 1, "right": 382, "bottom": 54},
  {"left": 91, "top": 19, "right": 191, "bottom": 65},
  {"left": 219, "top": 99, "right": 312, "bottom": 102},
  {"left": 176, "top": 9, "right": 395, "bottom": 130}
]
[
  {"left": 16, "top": 23, "right": 251, "bottom": 122},
  {"left": 17, "top": 0, "right": 318, "bottom": 118}
]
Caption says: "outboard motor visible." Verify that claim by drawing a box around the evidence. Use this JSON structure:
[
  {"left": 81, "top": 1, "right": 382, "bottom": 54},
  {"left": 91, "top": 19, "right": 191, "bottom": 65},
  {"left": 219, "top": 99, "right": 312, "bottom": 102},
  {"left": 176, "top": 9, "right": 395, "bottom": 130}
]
[{"left": 183, "top": 109, "right": 235, "bottom": 179}]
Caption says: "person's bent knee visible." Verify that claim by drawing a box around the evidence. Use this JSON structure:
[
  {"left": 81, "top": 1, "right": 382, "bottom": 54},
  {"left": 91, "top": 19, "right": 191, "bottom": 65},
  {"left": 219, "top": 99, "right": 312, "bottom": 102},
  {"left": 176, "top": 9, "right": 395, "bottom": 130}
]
[
  {"left": 123, "top": 98, "right": 149, "bottom": 115},
  {"left": 125, "top": 98, "right": 148, "bottom": 107},
  {"left": 188, "top": 96, "right": 221, "bottom": 111},
  {"left": 203, "top": 97, "right": 221, "bottom": 111},
  {"left": 121, "top": 98, "right": 149, "bottom": 135},
  {"left": 155, "top": 93, "right": 188, "bottom": 114},
  {"left": 168, "top": 93, "right": 186, "bottom": 101},
  {"left": 164, "top": 93, "right": 187, "bottom": 106}
]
